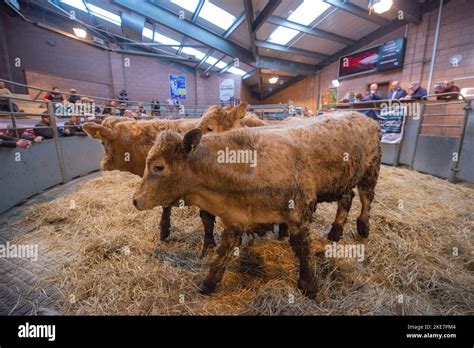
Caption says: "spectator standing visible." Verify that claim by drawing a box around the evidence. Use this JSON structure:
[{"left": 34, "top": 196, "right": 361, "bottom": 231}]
[
  {"left": 103, "top": 100, "right": 116, "bottom": 115},
  {"left": 436, "top": 80, "right": 460, "bottom": 100},
  {"left": 386, "top": 81, "right": 407, "bottom": 100},
  {"left": 34, "top": 112, "right": 54, "bottom": 139},
  {"left": 136, "top": 102, "right": 146, "bottom": 115},
  {"left": 64, "top": 114, "right": 86, "bottom": 136},
  {"left": 43, "top": 87, "right": 64, "bottom": 103},
  {"left": 151, "top": 99, "right": 161, "bottom": 116},
  {"left": 403, "top": 82, "right": 428, "bottom": 100},
  {"left": 67, "top": 88, "right": 81, "bottom": 104},
  {"left": 364, "top": 84, "right": 382, "bottom": 101},
  {"left": 0, "top": 81, "right": 12, "bottom": 97},
  {"left": 354, "top": 93, "right": 364, "bottom": 103},
  {"left": 0, "top": 81, "right": 21, "bottom": 112},
  {"left": 118, "top": 89, "right": 129, "bottom": 106}
]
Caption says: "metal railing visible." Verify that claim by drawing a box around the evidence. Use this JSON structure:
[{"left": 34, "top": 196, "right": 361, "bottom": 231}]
[{"left": 324, "top": 93, "right": 472, "bottom": 183}]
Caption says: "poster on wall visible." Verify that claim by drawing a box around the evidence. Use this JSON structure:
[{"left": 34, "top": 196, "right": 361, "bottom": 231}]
[
  {"left": 219, "top": 78, "right": 235, "bottom": 103},
  {"left": 169, "top": 74, "right": 187, "bottom": 100},
  {"left": 378, "top": 104, "right": 407, "bottom": 144}
]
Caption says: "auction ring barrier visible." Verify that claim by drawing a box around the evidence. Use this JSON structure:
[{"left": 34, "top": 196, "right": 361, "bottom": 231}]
[{"left": 324, "top": 94, "right": 473, "bottom": 184}]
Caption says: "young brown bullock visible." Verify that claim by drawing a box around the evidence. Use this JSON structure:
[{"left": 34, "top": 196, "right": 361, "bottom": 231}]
[
  {"left": 133, "top": 112, "right": 381, "bottom": 297},
  {"left": 83, "top": 117, "right": 217, "bottom": 255},
  {"left": 197, "top": 104, "right": 355, "bottom": 242}
]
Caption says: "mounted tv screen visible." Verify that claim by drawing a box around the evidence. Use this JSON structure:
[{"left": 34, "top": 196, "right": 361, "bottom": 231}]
[
  {"left": 338, "top": 38, "right": 406, "bottom": 78},
  {"left": 338, "top": 47, "right": 379, "bottom": 78}
]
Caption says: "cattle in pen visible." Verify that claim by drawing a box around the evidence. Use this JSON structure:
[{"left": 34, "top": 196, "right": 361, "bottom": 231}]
[{"left": 133, "top": 111, "right": 382, "bottom": 297}]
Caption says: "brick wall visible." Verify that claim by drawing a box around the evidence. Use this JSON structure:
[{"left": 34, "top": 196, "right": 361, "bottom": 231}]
[
  {"left": 0, "top": 11, "right": 245, "bottom": 105},
  {"left": 257, "top": 0, "right": 474, "bottom": 125}
]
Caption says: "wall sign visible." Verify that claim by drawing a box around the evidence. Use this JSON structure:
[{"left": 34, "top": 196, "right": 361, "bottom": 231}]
[
  {"left": 219, "top": 78, "right": 235, "bottom": 102},
  {"left": 338, "top": 37, "right": 406, "bottom": 78},
  {"left": 377, "top": 37, "right": 406, "bottom": 72},
  {"left": 169, "top": 74, "right": 187, "bottom": 100}
]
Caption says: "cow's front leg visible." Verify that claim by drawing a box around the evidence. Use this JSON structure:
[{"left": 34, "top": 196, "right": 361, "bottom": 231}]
[
  {"left": 199, "top": 210, "right": 216, "bottom": 258},
  {"left": 328, "top": 190, "right": 355, "bottom": 242},
  {"left": 199, "top": 227, "right": 242, "bottom": 294},
  {"left": 288, "top": 221, "right": 317, "bottom": 299},
  {"left": 159, "top": 206, "right": 172, "bottom": 240}
]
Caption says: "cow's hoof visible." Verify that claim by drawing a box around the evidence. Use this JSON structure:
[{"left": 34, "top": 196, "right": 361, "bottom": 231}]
[
  {"left": 297, "top": 278, "right": 317, "bottom": 299},
  {"left": 198, "top": 279, "right": 217, "bottom": 295},
  {"left": 159, "top": 227, "right": 171, "bottom": 241},
  {"left": 356, "top": 218, "right": 370, "bottom": 238},
  {"left": 327, "top": 223, "right": 343, "bottom": 242}
]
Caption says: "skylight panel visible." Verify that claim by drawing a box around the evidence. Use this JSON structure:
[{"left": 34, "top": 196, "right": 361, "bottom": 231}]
[
  {"left": 227, "top": 67, "right": 246, "bottom": 76},
  {"left": 267, "top": 0, "right": 330, "bottom": 45},
  {"left": 170, "top": 0, "right": 199, "bottom": 13},
  {"left": 60, "top": 0, "right": 121, "bottom": 26},
  {"left": 287, "top": 0, "right": 330, "bottom": 25},
  {"left": 268, "top": 26, "right": 299, "bottom": 45},
  {"left": 199, "top": 1, "right": 236, "bottom": 30},
  {"left": 181, "top": 47, "right": 206, "bottom": 60},
  {"left": 142, "top": 28, "right": 153, "bottom": 39}
]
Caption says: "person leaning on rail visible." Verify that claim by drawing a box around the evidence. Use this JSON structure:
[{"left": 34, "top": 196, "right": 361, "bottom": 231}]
[
  {"left": 402, "top": 82, "right": 428, "bottom": 100},
  {"left": 0, "top": 134, "right": 31, "bottom": 148}
]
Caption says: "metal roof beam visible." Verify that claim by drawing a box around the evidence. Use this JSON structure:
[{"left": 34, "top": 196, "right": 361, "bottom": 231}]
[
  {"left": 323, "top": 0, "right": 389, "bottom": 26},
  {"left": 255, "top": 56, "right": 316, "bottom": 75},
  {"left": 252, "top": 0, "right": 282, "bottom": 32},
  {"left": 114, "top": 0, "right": 255, "bottom": 64},
  {"left": 255, "top": 40, "right": 329, "bottom": 60},
  {"left": 243, "top": 0, "right": 257, "bottom": 60}
]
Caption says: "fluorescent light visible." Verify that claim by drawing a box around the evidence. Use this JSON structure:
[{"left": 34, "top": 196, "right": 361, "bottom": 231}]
[
  {"left": 371, "top": 0, "right": 393, "bottom": 14},
  {"left": 269, "top": 76, "right": 279, "bottom": 84},
  {"left": 171, "top": 0, "right": 199, "bottom": 13},
  {"left": 331, "top": 79, "right": 340, "bottom": 87},
  {"left": 267, "top": 0, "right": 330, "bottom": 45},
  {"left": 268, "top": 26, "right": 299, "bottom": 45},
  {"left": 199, "top": 1, "right": 236, "bottom": 30},
  {"left": 182, "top": 47, "right": 205, "bottom": 60},
  {"left": 73, "top": 27, "right": 87, "bottom": 38}
]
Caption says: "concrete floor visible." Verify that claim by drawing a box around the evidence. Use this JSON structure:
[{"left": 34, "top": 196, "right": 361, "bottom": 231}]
[{"left": 0, "top": 172, "right": 100, "bottom": 315}]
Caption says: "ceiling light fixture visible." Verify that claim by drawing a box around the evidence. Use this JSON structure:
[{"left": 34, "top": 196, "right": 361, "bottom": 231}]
[
  {"left": 369, "top": 0, "right": 393, "bottom": 14},
  {"left": 269, "top": 76, "right": 279, "bottom": 84},
  {"left": 73, "top": 28, "right": 87, "bottom": 38}
]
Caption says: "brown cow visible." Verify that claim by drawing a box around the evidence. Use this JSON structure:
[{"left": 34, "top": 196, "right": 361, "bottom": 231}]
[
  {"left": 133, "top": 112, "right": 381, "bottom": 297},
  {"left": 83, "top": 117, "right": 218, "bottom": 256},
  {"left": 197, "top": 104, "right": 355, "bottom": 242}
]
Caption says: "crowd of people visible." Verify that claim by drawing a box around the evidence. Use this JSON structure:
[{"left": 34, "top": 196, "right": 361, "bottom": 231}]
[
  {"left": 0, "top": 79, "right": 463, "bottom": 149},
  {"left": 340, "top": 79, "right": 460, "bottom": 103}
]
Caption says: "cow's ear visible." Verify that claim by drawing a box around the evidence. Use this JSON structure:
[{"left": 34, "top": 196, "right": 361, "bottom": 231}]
[
  {"left": 222, "top": 104, "right": 233, "bottom": 112},
  {"left": 83, "top": 123, "right": 116, "bottom": 140},
  {"left": 182, "top": 128, "right": 202, "bottom": 155},
  {"left": 229, "top": 102, "right": 248, "bottom": 121}
]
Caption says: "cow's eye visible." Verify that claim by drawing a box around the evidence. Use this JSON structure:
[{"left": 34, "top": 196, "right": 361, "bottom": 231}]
[
  {"left": 101, "top": 141, "right": 105, "bottom": 145},
  {"left": 207, "top": 127, "right": 213, "bottom": 132},
  {"left": 154, "top": 164, "right": 164, "bottom": 172}
]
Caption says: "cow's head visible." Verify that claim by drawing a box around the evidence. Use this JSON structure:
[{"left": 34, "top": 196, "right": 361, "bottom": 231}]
[
  {"left": 133, "top": 128, "right": 202, "bottom": 210},
  {"left": 198, "top": 103, "right": 247, "bottom": 134},
  {"left": 83, "top": 117, "right": 153, "bottom": 176}
]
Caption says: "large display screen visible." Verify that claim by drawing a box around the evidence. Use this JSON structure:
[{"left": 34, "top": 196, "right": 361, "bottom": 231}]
[
  {"left": 338, "top": 47, "right": 379, "bottom": 78},
  {"left": 338, "top": 38, "right": 406, "bottom": 78}
]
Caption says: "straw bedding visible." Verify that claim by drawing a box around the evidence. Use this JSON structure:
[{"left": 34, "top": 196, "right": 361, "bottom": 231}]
[{"left": 11, "top": 166, "right": 474, "bottom": 315}]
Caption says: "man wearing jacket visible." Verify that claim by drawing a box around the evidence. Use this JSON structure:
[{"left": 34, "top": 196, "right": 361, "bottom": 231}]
[{"left": 386, "top": 81, "right": 407, "bottom": 100}]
